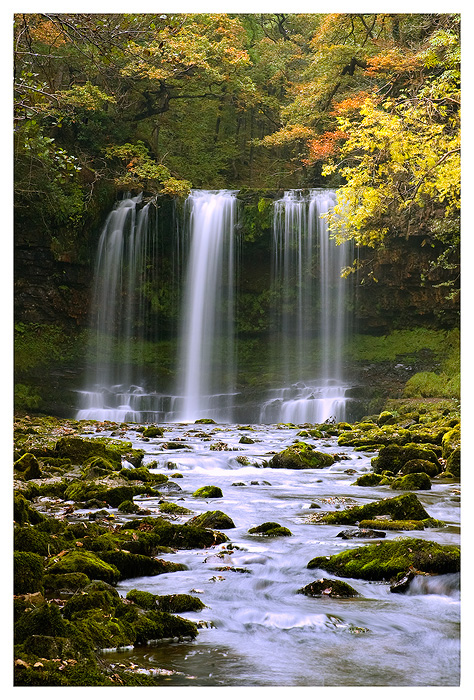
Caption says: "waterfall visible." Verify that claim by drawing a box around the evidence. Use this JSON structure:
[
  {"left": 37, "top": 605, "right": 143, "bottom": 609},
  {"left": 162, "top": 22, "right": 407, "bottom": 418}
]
[
  {"left": 259, "top": 189, "right": 352, "bottom": 424},
  {"left": 176, "top": 190, "right": 238, "bottom": 421},
  {"left": 76, "top": 194, "right": 166, "bottom": 422}
]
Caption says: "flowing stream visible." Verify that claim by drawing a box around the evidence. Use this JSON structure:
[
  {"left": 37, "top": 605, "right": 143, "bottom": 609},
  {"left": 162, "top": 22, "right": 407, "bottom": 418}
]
[{"left": 93, "top": 422, "right": 460, "bottom": 686}]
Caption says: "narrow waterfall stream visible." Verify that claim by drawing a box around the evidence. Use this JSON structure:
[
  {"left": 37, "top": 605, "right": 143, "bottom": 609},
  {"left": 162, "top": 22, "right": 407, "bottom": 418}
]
[
  {"left": 176, "top": 190, "right": 238, "bottom": 422},
  {"left": 93, "top": 421, "right": 460, "bottom": 686},
  {"left": 260, "top": 189, "right": 353, "bottom": 424}
]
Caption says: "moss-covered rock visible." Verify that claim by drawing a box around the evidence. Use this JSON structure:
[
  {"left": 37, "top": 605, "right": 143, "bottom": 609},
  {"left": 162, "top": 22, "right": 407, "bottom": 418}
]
[
  {"left": 352, "top": 473, "right": 385, "bottom": 487},
  {"left": 186, "top": 510, "right": 236, "bottom": 529},
  {"left": 122, "top": 521, "right": 229, "bottom": 549},
  {"left": 446, "top": 447, "right": 460, "bottom": 478},
  {"left": 142, "top": 426, "right": 164, "bottom": 438},
  {"left": 54, "top": 436, "right": 123, "bottom": 468},
  {"left": 14, "top": 493, "right": 46, "bottom": 525},
  {"left": 14, "top": 526, "right": 65, "bottom": 556},
  {"left": 119, "top": 467, "right": 168, "bottom": 483},
  {"left": 239, "top": 435, "right": 255, "bottom": 444},
  {"left": 442, "top": 426, "right": 460, "bottom": 459},
  {"left": 248, "top": 521, "right": 292, "bottom": 537},
  {"left": 103, "top": 485, "right": 151, "bottom": 507},
  {"left": 318, "top": 493, "right": 430, "bottom": 525},
  {"left": 391, "top": 472, "right": 432, "bottom": 490},
  {"left": 14, "top": 551, "right": 44, "bottom": 594},
  {"left": 193, "top": 485, "right": 223, "bottom": 498},
  {"left": 14, "top": 601, "right": 75, "bottom": 645},
  {"left": 46, "top": 550, "right": 120, "bottom": 585},
  {"left": 298, "top": 578, "right": 360, "bottom": 598},
  {"left": 43, "top": 572, "right": 91, "bottom": 593},
  {"left": 126, "top": 589, "right": 204, "bottom": 613},
  {"left": 399, "top": 459, "right": 440, "bottom": 477},
  {"left": 14, "top": 452, "right": 43, "bottom": 480},
  {"left": 132, "top": 610, "right": 198, "bottom": 645},
  {"left": 307, "top": 537, "right": 460, "bottom": 581},
  {"left": 269, "top": 442, "right": 335, "bottom": 469},
  {"left": 117, "top": 499, "right": 141, "bottom": 514},
  {"left": 62, "top": 581, "right": 120, "bottom": 619},
  {"left": 97, "top": 550, "right": 187, "bottom": 580},
  {"left": 371, "top": 443, "right": 441, "bottom": 475},
  {"left": 195, "top": 418, "right": 216, "bottom": 424},
  {"left": 158, "top": 502, "right": 193, "bottom": 515}
]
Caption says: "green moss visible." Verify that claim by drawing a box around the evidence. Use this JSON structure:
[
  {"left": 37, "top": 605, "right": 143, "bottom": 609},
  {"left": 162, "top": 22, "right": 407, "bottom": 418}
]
[
  {"left": 122, "top": 521, "right": 228, "bottom": 549},
  {"left": 298, "top": 578, "right": 359, "bottom": 598},
  {"left": 269, "top": 443, "right": 334, "bottom": 469},
  {"left": 158, "top": 502, "right": 193, "bottom": 515},
  {"left": 133, "top": 610, "right": 198, "bottom": 645},
  {"left": 400, "top": 459, "right": 440, "bottom": 477},
  {"left": 103, "top": 485, "right": 151, "bottom": 507},
  {"left": 446, "top": 447, "right": 460, "bottom": 477},
  {"left": 14, "top": 493, "right": 46, "bottom": 525},
  {"left": 248, "top": 521, "right": 292, "bottom": 537},
  {"left": 142, "top": 426, "right": 164, "bottom": 437},
  {"left": 54, "top": 436, "right": 123, "bottom": 467},
  {"left": 391, "top": 472, "right": 432, "bottom": 490},
  {"left": 126, "top": 589, "right": 204, "bottom": 613},
  {"left": 62, "top": 581, "right": 120, "bottom": 619},
  {"left": 14, "top": 453, "right": 43, "bottom": 480},
  {"left": 194, "top": 418, "right": 216, "bottom": 424},
  {"left": 307, "top": 538, "right": 460, "bottom": 581},
  {"left": 14, "top": 551, "right": 44, "bottom": 594},
  {"left": 97, "top": 551, "right": 187, "bottom": 580},
  {"left": 119, "top": 467, "right": 168, "bottom": 483},
  {"left": 442, "top": 426, "right": 460, "bottom": 459},
  {"left": 117, "top": 499, "right": 141, "bottom": 513},
  {"left": 46, "top": 550, "right": 120, "bottom": 585},
  {"left": 186, "top": 510, "right": 235, "bottom": 529},
  {"left": 352, "top": 473, "right": 385, "bottom": 487},
  {"left": 319, "top": 493, "right": 430, "bottom": 525},
  {"left": 371, "top": 443, "right": 440, "bottom": 475},
  {"left": 44, "top": 572, "right": 91, "bottom": 592},
  {"left": 193, "top": 485, "right": 223, "bottom": 498},
  {"left": 358, "top": 519, "right": 425, "bottom": 531},
  {"left": 14, "top": 526, "right": 65, "bottom": 556},
  {"left": 14, "top": 602, "right": 73, "bottom": 644}
]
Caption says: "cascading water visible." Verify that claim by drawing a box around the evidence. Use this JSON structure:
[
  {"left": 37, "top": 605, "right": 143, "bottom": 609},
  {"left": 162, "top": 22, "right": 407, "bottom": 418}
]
[
  {"left": 259, "top": 189, "right": 353, "bottom": 424},
  {"left": 176, "top": 190, "right": 238, "bottom": 422},
  {"left": 76, "top": 194, "right": 169, "bottom": 422}
]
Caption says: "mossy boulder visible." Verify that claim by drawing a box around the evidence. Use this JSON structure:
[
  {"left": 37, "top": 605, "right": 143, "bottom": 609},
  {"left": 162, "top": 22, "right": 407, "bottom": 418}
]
[
  {"left": 298, "top": 578, "right": 359, "bottom": 598},
  {"left": 103, "top": 485, "right": 151, "bottom": 507},
  {"left": 64, "top": 481, "right": 108, "bottom": 503},
  {"left": 97, "top": 551, "right": 187, "bottom": 580},
  {"left": 14, "top": 526, "right": 64, "bottom": 556},
  {"left": 22, "top": 634, "right": 82, "bottom": 660},
  {"left": 119, "top": 467, "right": 168, "bottom": 483},
  {"left": 142, "top": 426, "right": 164, "bottom": 438},
  {"left": 193, "top": 485, "right": 223, "bottom": 498},
  {"left": 14, "top": 551, "right": 44, "bottom": 594},
  {"left": 158, "top": 502, "right": 193, "bottom": 515},
  {"left": 319, "top": 493, "right": 430, "bottom": 525},
  {"left": 126, "top": 589, "right": 204, "bottom": 613},
  {"left": 248, "top": 521, "right": 292, "bottom": 537},
  {"left": 186, "top": 510, "right": 236, "bottom": 530},
  {"left": 391, "top": 472, "right": 432, "bottom": 491},
  {"left": 54, "top": 436, "right": 123, "bottom": 468},
  {"left": 371, "top": 443, "right": 441, "bottom": 475},
  {"left": 195, "top": 418, "right": 216, "bottom": 424},
  {"left": 239, "top": 435, "right": 255, "bottom": 444},
  {"left": 358, "top": 519, "right": 426, "bottom": 531},
  {"left": 269, "top": 443, "right": 335, "bottom": 469},
  {"left": 14, "top": 602, "right": 74, "bottom": 645},
  {"left": 307, "top": 537, "right": 460, "bottom": 581},
  {"left": 46, "top": 550, "right": 120, "bottom": 585},
  {"left": 122, "top": 520, "right": 229, "bottom": 549},
  {"left": 44, "top": 572, "right": 91, "bottom": 593},
  {"left": 446, "top": 447, "right": 460, "bottom": 478},
  {"left": 352, "top": 473, "right": 385, "bottom": 487},
  {"left": 132, "top": 610, "right": 198, "bottom": 645},
  {"left": 399, "top": 459, "right": 440, "bottom": 477},
  {"left": 441, "top": 426, "right": 460, "bottom": 459},
  {"left": 62, "top": 581, "right": 120, "bottom": 619},
  {"left": 117, "top": 499, "right": 141, "bottom": 513},
  {"left": 14, "top": 452, "right": 43, "bottom": 480},
  {"left": 14, "top": 493, "right": 45, "bottom": 525}
]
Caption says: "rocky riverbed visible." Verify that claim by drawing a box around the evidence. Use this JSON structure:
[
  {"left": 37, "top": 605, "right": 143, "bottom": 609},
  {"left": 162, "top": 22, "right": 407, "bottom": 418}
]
[{"left": 13, "top": 398, "right": 460, "bottom": 686}]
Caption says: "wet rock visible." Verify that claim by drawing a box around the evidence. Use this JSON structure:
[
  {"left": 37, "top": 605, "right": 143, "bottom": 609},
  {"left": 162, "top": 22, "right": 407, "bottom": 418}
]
[
  {"left": 193, "top": 485, "right": 223, "bottom": 498},
  {"left": 14, "top": 551, "right": 44, "bottom": 594},
  {"left": 126, "top": 589, "right": 204, "bottom": 613},
  {"left": 186, "top": 510, "right": 236, "bottom": 529},
  {"left": 239, "top": 435, "right": 255, "bottom": 444},
  {"left": 371, "top": 443, "right": 441, "bottom": 475},
  {"left": 318, "top": 493, "right": 431, "bottom": 525},
  {"left": 269, "top": 442, "right": 335, "bottom": 469},
  {"left": 389, "top": 570, "right": 415, "bottom": 594},
  {"left": 307, "top": 537, "right": 460, "bottom": 581},
  {"left": 390, "top": 472, "right": 432, "bottom": 490},
  {"left": 195, "top": 418, "right": 216, "bottom": 424},
  {"left": 352, "top": 473, "right": 385, "bottom": 487},
  {"left": 298, "top": 578, "right": 359, "bottom": 598},
  {"left": 97, "top": 551, "right": 187, "bottom": 580},
  {"left": 142, "top": 426, "right": 164, "bottom": 438},
  {"left": 14, "top": 453, "right": 43, "bottom": 480},
  {"left": 399, "top": 458, "right": 440, "bottom": 478},
  {"left": 248, "top": 521, "right": 292, "bottom": 537},
  {"left": 336, "top": 528, "right": 386, "bottom": 539},
  {"left": 45, "top": 550, "right": 120, "bottom": 585}
]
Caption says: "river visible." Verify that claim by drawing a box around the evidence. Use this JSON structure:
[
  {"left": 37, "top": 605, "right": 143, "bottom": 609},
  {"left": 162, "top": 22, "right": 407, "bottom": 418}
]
[{"left": 92, "top": 421, "right": 460, "bottom": 686}]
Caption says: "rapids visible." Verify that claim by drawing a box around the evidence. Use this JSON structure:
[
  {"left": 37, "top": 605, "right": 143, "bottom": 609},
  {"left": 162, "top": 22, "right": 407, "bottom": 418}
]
[{"left": 90, "top": 421, "right": 460, "bottom": 686}]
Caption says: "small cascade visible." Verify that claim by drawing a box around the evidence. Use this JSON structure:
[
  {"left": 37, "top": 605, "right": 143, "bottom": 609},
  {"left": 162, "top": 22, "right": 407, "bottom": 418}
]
[
  {"left": 176, "top": 190, "right": 239, "bottom": 421},
  {"left": 261, "top": 189, "right": 353, "bottom": 424},
  {"left": 77, "top": 195, "right": 167, "bottom": 422}
]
